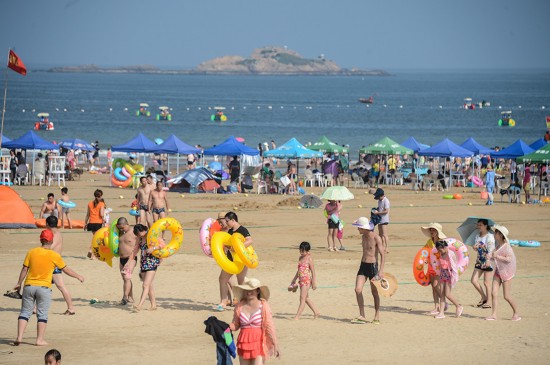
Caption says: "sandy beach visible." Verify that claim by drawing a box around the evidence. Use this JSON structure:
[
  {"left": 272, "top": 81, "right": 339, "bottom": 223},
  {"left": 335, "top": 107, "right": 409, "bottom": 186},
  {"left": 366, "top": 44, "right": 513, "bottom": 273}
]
[{"left": 1, "top": 174, "right": 549, "bottom": 364}]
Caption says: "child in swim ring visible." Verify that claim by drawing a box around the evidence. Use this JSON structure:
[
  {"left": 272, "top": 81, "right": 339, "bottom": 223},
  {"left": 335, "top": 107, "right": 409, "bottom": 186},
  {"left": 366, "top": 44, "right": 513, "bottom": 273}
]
[
  {"left": 434, "top": 240, "right": 463, "bottom": 319},
  {"left": 60, "top": 187, "right": 72, "bottom": 229},
  {"left": 288, "top": 242, "right": 319, "bottom": 320}
]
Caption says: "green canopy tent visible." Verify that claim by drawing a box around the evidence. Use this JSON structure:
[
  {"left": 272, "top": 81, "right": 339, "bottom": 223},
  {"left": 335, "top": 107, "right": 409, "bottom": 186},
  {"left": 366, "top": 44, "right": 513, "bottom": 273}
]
[
  {"left": 359, "top": 137, "right": 413, "bottom": 186},
  {"left": 309, "top": 136, "right": 349, "bottom": 154},
  {"left": 517, "top": 143, "right": 550, "bottom": 200}
]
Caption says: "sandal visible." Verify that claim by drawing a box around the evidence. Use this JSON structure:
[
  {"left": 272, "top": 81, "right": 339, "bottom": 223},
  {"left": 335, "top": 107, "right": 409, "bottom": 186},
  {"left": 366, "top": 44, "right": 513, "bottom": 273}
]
[
  {"left": 4, "top": 290, "right": 22, "bottom": 299},
  {"left": 351, "top": 317, "right": 369, "bottom": 324},
  {"left": 511, "top": 316, "right": 522, "bottom": 321},
  {"left": 476, "top": 299, "right": 487, "bottom": 308},
  {"left": 481, "top": 303, "right": 491, "bottom": 309},
  {"left": 213, "top": 304, "right": 225, "bottom": 312},
  {"left": 63, "top": 309, "right": 76, "bottom": 315},
  {"left": 434, "top": 314, "right": 445, "bottom": 319}
]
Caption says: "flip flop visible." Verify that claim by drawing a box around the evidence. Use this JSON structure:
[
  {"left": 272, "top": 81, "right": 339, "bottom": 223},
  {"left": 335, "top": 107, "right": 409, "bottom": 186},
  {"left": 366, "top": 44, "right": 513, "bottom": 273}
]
[
  {"left": 371, "top": 319, "right": 380, "bottom": 325},
  {"left": 476, "top": 299, "right": 487, "bottom": 308},
  {"left": 511, "top": 316, "right": 522, "bottom": 321},
  {"left": 351, "top": 317, "right": 369, "bottom": 324},
  {"left": 63, "top": 309, "right": 76, "bottom": 315},
  {"left": 434, "top": 314, "right": 445, "bottom": 319},
  {"left": 481, "top": 304, "right": 491, "bottom": 309},
  {"left": 4, "top": 290, "right": 22, "bottom": 299},
  {"left": 213, "top": 305, "right": 225, "bottom": 312},
  {"left": 485, "top": 316, "right": 497, "bottom": 321}
]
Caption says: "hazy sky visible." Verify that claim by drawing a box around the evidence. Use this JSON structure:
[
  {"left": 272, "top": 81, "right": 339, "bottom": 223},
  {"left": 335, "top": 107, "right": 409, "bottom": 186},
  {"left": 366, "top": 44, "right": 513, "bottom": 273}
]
[{"left": 1, "top": 0, "right": 549, "bottom": 70}]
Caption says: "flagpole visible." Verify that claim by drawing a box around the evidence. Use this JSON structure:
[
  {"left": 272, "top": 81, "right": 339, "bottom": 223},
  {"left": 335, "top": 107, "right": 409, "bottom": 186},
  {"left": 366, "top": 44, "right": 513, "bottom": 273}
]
[{"left": 0, "top": 49, "right": 9, "bottom": 154}]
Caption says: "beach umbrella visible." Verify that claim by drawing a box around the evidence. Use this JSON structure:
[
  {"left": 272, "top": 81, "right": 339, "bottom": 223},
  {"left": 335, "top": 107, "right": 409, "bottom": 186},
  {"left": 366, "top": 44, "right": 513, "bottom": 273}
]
[
  {"left": 320, "top": 186, "right": 354, "bottom": 201},
  {"left": 309, "top": 136, "right": 348, "bottom": 153},
  {"left": 457, "top": 216, "right": 496, "bottom": 246},
  {"left": 299, "top": 194, "right": 323, "bottom": 208},
  {"left": 360, "top": 137, "right": 413, "bottom": 155},
  {"left": 59, "top": 138, "right": 95, "bottom": 151}
]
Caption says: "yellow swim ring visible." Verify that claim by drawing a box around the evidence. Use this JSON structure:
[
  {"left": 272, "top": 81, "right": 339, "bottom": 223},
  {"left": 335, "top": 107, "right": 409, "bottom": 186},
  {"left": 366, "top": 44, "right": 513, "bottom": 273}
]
[
  {"left": 211, "top": 232, "right": 245, "bottom": 275},
  {"left": 147, "top": 217, "right": 184, "bottom": 259},
  {"left": 230, "top": 233, "right": 259, "bottom": 269},
  {"left": 124, "top": 163, "right": 137, "bottom": 175},
  {"left": 91, "top": 227, "right": 114, "bottom": 266}
]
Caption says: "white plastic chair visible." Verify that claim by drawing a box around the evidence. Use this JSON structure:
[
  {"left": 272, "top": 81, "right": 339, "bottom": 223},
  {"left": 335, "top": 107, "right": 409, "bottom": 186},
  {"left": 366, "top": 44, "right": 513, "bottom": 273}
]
[
  {"left": 257, "top": 180, "right": 268, "bottom": 194},
  {"left": 351, "top": 173, "right": 364, "bottom": 188},
  {"left": 0, "top": 156, "right": 11, "bottom": 184},
  {"left": 48, "top": 156, "right": 66, "bottom": 187},
  {"left": 323, "top": 173, "right": 333, "bottom": 187},
  {"left": 304, "top": 170, "right": 315, "bottom": 187}
]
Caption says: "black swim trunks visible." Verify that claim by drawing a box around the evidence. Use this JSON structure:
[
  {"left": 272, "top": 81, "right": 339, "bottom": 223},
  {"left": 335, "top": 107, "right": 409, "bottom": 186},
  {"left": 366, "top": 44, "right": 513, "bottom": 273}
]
[
  {"left": 139, "top": 204, "right": 149, "bottom": 211},
  {"left": 327, "top": 220, "right": 339, "bottom": 229},
  {"left": 152, "top": 207, "right": 165, "bottom": 215},
  {"left": 120, "top": 256, "right": 137, "bottom": 267},
  {"left": 474, "top": 263, "right": 494, "bottom": 272},
  {"left": 357, "top": 262, "right": 378, "bottom": 280}
]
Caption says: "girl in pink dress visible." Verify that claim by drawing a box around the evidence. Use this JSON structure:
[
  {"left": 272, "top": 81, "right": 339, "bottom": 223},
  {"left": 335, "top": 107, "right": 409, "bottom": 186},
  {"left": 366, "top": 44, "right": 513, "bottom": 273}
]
[
  {"left": 485, "top": 225, "right": 521, "bottom": 321},
  {"left": 434, "top": 240, "right": 463, "bottom": 319},
  {"left": 288, "top": 242, "right": 320, "bottom": 320}
]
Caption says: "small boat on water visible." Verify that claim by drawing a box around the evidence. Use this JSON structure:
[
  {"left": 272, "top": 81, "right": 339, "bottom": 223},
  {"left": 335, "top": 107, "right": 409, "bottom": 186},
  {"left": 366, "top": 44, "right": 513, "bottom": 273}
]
[
  {"left": 498, "top": 111, "right": 516, "bottom": 127},
  {"left": 359, "top": 96, "right": 374, "bottom": 104},
  {"left": 156, "top": 106, "right": 172, "bottom": 121},
  {"left": 463, "top": 98, "right": 490, "bottom": 109},
  {"left": 34, "top": 113, "right": 54, "bottom": 131},
  {"left": 211, "top": 106, "right": 227, "bottom": 122},
  {"left": 136, "top": 103, "right": 151, "bottom": 117}
]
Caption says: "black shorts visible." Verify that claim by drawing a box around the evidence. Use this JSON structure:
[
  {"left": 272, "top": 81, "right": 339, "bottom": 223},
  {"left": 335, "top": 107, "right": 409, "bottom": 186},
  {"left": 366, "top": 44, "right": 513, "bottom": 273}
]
[
  {"left": 357, "top": 262, "right": 378, "bottom": 280},
  {"left": 86, "top": 223, "right": 103, "bottom": 233},
  {"left": 475, "top": 264, "right": 494, "bottom": 272},
  {"left": 327, "top": 220, "right": 339, "bottom": 229},
  {"left": 120, "top": 256, "right": 137, "bottom": 267},
  {"left": 378, "top": 222, "right": 389, "bottom": 226}
]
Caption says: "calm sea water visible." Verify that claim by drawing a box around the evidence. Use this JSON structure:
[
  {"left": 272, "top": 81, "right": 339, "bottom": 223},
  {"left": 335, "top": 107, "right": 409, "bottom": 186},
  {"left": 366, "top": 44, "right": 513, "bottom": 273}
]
[{"left": 2, "top": 70, "right": 549, "bottom": 157}]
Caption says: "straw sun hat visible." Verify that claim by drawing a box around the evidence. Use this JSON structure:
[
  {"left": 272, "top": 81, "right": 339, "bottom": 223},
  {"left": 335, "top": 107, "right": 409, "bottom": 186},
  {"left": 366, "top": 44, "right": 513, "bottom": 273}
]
[
  {"left": 421, "top": 222, "right": 447, "bottom": 239},
  {"left": 232, "top": 278, "right": 270, "bottom": 301},
  {"left": 492, "top": 224, "right": 510, "bottom": 243},
  {"left": 371, "top": 272, "right": 398, "bottom": 298}
]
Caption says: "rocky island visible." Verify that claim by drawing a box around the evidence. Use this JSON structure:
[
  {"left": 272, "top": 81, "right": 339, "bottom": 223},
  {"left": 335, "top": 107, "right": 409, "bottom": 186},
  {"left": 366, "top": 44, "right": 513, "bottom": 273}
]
[{"left": 46, "top": 46, "right": 389, "bottom": 76}]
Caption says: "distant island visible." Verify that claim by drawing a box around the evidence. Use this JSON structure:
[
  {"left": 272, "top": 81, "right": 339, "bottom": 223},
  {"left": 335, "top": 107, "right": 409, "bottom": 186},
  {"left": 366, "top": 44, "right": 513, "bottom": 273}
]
[{"left": 45, "top": 46, "right": 389, "bottom": 76}]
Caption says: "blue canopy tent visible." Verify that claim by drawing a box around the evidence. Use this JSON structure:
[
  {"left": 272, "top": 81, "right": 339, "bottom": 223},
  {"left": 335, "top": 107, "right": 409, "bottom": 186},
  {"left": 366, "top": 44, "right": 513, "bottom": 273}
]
[
  {"left": 203, "top": 136, "right": 260, "bottom": 184},
  {"left": 401, "top": 137, "right": 430, "bottom": 153},
  {"left": 529, "top": 138, "right": 547, "bottom": 151},
  {"left": 2, "top": 130, "right": 59, "bottom": 176},
  {"left": 154, "top": 135, "right": 201, "bottom": 174},
  {"left": 59, "top": 138, "right": 95, "bottom": 151},
  {"left": 460, "top": 138, "right": 493, "bottom": 155},
  {"left": 264, "top": 138, "right": 322, "bottom": 178},
  {"left": 1, "top": 134, "right": 11, "bottom": 144},
  {"left": 111, "top": 132, "right": 157, "bottom": 167},
  {"left": 419, "top": 138, "right": 473, "bottom": 188},
  {"left": 491, "top": 139, "right": 534, "bottom": 160}
]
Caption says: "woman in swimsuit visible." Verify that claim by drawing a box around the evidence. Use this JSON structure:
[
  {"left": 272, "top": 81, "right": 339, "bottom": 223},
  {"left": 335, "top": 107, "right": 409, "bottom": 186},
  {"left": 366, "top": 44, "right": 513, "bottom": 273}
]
[
  {"left": 288, "top": 242, "right": 320, "bottom": 320},
  {"left": 230, "top": 278, "right": 280, "bottom": 364},
  {"left": 470, "top": 219, "right": 495, "bottom": 309},
  {"left": 132, "top": 224, "right": 162, "bottom": 311}
]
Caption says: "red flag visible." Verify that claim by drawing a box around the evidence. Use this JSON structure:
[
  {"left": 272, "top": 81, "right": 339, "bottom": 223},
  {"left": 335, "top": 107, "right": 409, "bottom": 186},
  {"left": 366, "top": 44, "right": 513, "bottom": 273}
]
[{"left": 7, "top": 50, "right": 27, "bottom": 75}]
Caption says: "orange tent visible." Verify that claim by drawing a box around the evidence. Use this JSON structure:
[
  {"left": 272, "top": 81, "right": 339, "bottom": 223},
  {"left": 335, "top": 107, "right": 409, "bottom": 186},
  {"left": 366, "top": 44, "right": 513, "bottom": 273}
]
[{"left": 0, "top": 186, "right": 36, "bottom": 229}]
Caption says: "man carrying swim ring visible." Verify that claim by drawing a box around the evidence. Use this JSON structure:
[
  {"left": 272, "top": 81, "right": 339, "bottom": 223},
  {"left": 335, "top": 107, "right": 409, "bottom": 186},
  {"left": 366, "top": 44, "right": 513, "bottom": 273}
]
[{"left": 216, "top": 212, "right": 253, "bottom": 311}]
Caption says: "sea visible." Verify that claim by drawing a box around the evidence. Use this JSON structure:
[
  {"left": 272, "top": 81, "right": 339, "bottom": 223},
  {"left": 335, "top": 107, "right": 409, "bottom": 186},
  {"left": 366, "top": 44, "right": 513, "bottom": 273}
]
[{"left": 2, "top": 70, "right": 549, "bottom": 158}]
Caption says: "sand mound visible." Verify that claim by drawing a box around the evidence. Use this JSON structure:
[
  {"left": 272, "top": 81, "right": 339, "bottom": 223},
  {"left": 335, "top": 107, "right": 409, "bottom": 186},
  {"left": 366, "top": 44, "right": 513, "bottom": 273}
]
[{"left": 276, "top": 197, "right": 301, "bottom": 207}]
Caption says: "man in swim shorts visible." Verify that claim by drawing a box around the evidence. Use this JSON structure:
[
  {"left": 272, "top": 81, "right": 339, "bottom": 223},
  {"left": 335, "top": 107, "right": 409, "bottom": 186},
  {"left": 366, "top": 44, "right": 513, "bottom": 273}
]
[
  {"left": 351, "top": 217, "right": 385, "bottom": 324},
  {"left": 116, "top": 217, "right": 138, "bottom": 305},
  {"left": 39, "top": 193, "right": 59, "bottom": 219},
  {"left": 148, "top": 181, "right": 169, "bottom": 223},
  {"left": 137, "top": 176, "right": 153, "bottom": 227}
]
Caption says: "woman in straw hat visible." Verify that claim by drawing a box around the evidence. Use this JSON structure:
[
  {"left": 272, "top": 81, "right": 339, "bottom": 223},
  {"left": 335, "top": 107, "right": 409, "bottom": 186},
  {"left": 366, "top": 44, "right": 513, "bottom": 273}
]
[
  {"left": 485, "top": 225, "right": 521, "bottom": 321},
  {"left": 421, "top": 223, "right": 447, "bottom": 315},
  {"left": 230, "top": 278, "right": 280, "bottom": 363}
]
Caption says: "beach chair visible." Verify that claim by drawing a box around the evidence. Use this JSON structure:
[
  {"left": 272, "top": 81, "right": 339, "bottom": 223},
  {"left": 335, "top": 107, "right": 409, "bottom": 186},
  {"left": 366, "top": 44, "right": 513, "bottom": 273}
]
[
  {"left": 304, "top": 170, "right": 315, "bottom": 187},
  {"left": 323, "top": 173, "right": 333, "bottom": 187},
  {"left": 257, "top": 180, "right": 268, "bottom": 194},
  {"left": 47, "top": 156, "right": 66, "bottom": 187},
  {"left": 0, "top": 156, "right": 11, "bottom": 184},
  {"left": 351, "top": 173, "right": 364, "bottom": 188},
  {"left": 15, "top": 164, "right": 29, "bottom": 185}
]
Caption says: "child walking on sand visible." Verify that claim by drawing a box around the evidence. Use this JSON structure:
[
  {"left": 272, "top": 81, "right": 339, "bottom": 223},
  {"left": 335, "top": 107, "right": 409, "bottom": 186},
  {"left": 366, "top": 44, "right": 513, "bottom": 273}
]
[
  {"left": 288, "top": 242, "right": 319, "bottom": 320},
  {"left": 434, "top": 240, "right": 463, "bottom": 319},
  {"left": 485, "top": 225, "right": 521, "bottom": 321},
  {"left": 60, "top": 187, "right": 72, "bottom": 229}
]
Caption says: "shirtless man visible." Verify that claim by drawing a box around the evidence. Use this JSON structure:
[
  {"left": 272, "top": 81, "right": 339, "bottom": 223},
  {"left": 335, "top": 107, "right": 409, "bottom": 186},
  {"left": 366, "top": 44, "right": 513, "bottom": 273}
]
[
  {"left": 39, "top": 193, "right": 59, "bottom": 219},
  {"left": 116, "top": 217, "right": 138, "bottom": 305},
  {"left": 46, "top": 216, "right": 76, "bottom": 315},
  {"left": 148, "top": 181, "right": 169, "bottom": 222},
  {"left": 137, "top": 176, "right": 153, "bottom": 227},
  {"left": 351, "top": 217, "right": 385, "bottom": 324}
]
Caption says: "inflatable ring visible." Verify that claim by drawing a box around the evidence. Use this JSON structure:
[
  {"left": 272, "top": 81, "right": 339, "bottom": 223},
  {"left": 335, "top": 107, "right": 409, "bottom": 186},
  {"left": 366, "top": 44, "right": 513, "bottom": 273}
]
[
  {"left": 133, "top": 164, "right": 144, "bottom": 174},
  {"left": 0, "top": 181, "right": 13, "bottom": 186},
  {"left": 471, "top": 175, "right": 483, "bottom": 187},
  {"left": 129, "top": 209, "right": 140, "bottom": 217},
  {"left": 111, "top": 174, "right": 132, "bottom": 188},
  {"left": 412, "top": 247, "right": 432, "bottom": 286},
  {"left": 114, "top": 167, "right": 128, "bottom": 181},
  {"left": 109, "top": 221, "right": 120, "bottom": 257},
  {"left": 121, "top": 167, "right": 131, "bottom": 178},
  {"left": 199, "top": 218, "right": 216, "bottom": 257},
  {"left": 518, "top": 240, "right": 540, "bottom": 248},
  {"left": 211, "top": 232, "right": 245, "bottom": 275},
  {"left": 147, "top": 217, "right": 184, "bottom": 259},
  {"left": 112, "top": 158, "right": 126, "bottom": 169},
  {"left": 124, "top": 163, "right": 137, "bottom": 176},
  {"left": 442, "top": 195, "right": 454, "bottom": 199},
  {"left": 91, "top": 227, "right": 113, "bottom": 266},
  {"left": 230, "top": 232, "right": 259, "bottom": 269},
  {"left": 429, "top": 238, "right": 469, "bottom": 275},
  {"left": 58, "top": 199, "right": 76, "bottom": 209}
]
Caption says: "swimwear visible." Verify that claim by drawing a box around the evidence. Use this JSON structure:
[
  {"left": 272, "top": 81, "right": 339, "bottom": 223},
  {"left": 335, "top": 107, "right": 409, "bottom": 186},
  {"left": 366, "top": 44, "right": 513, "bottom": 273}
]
[
  {"left": 298, "top": 259, "right": 312, "bottom": 287},
  {"left": 152, "top": 207, "right": 165, "bottom": 215},
  {"left": 140, "top": 241, "right": 160, "bottom": 272},
  {"left": 120, "top": 256, "right": 137, "bottom": 267},
  {"left": 327, "top": 220, "right": 339, "bottom": 229},
  {"left": 378, "top": 222, "right": 389, "bottom": 226},
  {"left": 357, "top": 262, "right": 378, "bottom": 280},
  {"left": 86, "top": 223, "right": 103, "bottom": 233},
  {"left": 61, "top": 207, "right": 70, "bottom": 214},
  {"left": 139, "top": 204, "right": 149, "bottom": 212},
  {"left": 237, "top": 305, "right": 264, "bottom": 360}
]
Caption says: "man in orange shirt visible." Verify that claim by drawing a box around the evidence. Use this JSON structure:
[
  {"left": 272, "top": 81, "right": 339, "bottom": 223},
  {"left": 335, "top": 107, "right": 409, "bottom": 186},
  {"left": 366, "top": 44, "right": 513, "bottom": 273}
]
[{"left": 13, "top": 230, "right": 84, "bottom": 346}]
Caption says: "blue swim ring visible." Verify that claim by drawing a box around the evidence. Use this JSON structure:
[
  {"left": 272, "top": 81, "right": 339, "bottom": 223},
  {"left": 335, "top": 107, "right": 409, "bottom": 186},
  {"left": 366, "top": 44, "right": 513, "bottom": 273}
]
[
  {"left": 58, "top": 199, "right": 76, "bottom": 209},
  {"left": 114, "top": 167, "right": 128, "bottom": 181}
]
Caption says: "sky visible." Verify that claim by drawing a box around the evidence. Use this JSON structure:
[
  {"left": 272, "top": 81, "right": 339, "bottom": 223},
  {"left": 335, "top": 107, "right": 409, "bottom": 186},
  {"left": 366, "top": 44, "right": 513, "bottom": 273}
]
[{"left": 1, "top": 0, "right": 549, "bottom": 70}]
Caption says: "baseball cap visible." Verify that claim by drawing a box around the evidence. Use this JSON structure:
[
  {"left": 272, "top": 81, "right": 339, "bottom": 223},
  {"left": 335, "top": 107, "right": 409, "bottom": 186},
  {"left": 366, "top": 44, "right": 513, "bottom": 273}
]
[{"left": 40, "top": 229, "right": 54, "bottom": 242}]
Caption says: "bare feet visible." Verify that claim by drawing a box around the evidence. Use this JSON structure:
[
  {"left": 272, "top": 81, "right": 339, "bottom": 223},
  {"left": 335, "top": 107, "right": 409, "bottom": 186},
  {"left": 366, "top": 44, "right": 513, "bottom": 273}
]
[
  {"left": 485, "top": 316, "right": 497, "bottom": 321},
  {"left": 293, "top": 316, "right": 300, "bottom": 321},
  {"left": 511, "top": 315, "right": 522, "bottom": 321},
  {"left": 35, "top": 340, "right": 48, "bottom": 346},
  {"left": 456, "top": 305, "right": 464, "bottom": 318},
  {"left": 133, "top": 305, "right": 141, "bottom": 312},
  {"left": 429, "top": 308, "right": 439, "bottom": 315},
  {"left": 148, "top": 306, "right": 157, "bottom": 311},
  {"left": 434, "top": 314, "right": 445, "bottom": 319},
  {"left": 13, "top": 340, "right": 21, "bottom": 346},
  {"left": 63, "top": 309, "right": 76, "bottom": 315},
  {"left": 313, "top": 312, "right": 321, "bottom": 319}
]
